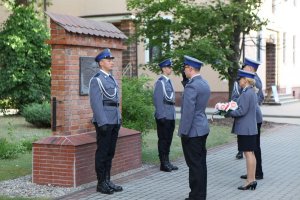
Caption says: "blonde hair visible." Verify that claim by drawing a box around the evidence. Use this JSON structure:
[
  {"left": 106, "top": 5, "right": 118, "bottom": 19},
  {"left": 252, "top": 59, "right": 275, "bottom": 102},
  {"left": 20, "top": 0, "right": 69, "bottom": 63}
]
[
  {"left": 245, "top": 77, "right": 259, "bottom": 93},
  {"left": 245, "top": 77, "right": 256, "bottom": 86}
]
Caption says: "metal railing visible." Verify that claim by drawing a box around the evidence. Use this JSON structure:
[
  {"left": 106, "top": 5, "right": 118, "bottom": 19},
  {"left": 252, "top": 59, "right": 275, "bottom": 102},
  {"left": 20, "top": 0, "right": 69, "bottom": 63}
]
[{"left": 122, "top": 62, "right": 133, "bottom": 77}]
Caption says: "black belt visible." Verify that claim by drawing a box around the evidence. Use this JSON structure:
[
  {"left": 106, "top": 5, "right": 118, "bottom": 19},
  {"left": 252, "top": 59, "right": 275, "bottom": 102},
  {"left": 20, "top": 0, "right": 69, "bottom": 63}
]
[
  {"left": 164, "top": 101, "right": 175, "bottom": 105},
  {"left": 103, "top": 102, "right": 119, "bottom": 107}
]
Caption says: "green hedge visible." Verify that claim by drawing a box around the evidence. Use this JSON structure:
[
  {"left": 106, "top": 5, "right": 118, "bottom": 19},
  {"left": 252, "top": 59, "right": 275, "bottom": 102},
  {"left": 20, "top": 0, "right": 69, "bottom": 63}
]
[
  {"left": 0, "top": 138, "right": 25, "bottom": 159},
  {"left": 21, "top": 102, "right": 51, "bottom": 128},
  {"left": 122, "top": 77, "right": 155, "bottom": 134}
]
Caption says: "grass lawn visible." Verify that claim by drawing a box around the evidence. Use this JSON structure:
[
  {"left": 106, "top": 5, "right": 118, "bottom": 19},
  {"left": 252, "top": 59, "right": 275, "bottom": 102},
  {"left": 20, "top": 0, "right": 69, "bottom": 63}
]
[
  {"left": 142, "top": 124, "right": 235, "bottom": 164},
  {"left": 0, "top": 152, "right": 32, "bottom": 181},
  {"left": 0, "top": 115, "right": 51, "bottom": 143},
  {"left": 0, "top": 115, "right": 51, "bottom": 181}
]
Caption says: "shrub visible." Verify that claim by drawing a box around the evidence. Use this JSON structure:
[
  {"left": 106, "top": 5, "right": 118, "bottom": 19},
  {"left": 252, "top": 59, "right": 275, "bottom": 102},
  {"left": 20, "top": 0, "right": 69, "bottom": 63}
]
[
  {"left": 0, "top": 138, "right": 25, "bottom": 159},
  {"left": 21, "top": 102, "right": 51, "bottom": 128},
  {"left": 122, "top": 77, "right": 155, "bottom": 134},
  {"left": 20, "top": 137, "right": 39, "bottom": 152}
]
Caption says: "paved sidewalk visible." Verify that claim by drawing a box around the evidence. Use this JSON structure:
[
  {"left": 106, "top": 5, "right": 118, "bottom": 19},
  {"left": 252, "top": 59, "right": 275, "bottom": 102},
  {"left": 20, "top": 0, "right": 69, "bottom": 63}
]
[{"left": 58, "top": 124, "right": 300, "bottom": 200}]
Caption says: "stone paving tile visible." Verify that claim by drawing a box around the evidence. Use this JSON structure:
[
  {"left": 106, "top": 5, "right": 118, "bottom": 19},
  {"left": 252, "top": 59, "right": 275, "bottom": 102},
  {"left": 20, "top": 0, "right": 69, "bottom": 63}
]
[{"left": 58, "top": 125, "right": 300, "bottom": 200}]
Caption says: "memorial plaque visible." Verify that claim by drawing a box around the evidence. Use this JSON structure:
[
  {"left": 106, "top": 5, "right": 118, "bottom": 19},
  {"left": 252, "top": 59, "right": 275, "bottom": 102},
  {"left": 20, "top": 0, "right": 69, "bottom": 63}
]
[{"left": 79, "top": 57, "right": 99, "bottom": 95}]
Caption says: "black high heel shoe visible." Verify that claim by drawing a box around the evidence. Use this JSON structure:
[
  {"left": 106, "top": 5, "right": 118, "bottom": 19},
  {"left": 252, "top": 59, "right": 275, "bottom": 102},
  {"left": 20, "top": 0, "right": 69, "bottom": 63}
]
[{"left": 238, "top": 181, "right": 257, "bottom": 190}]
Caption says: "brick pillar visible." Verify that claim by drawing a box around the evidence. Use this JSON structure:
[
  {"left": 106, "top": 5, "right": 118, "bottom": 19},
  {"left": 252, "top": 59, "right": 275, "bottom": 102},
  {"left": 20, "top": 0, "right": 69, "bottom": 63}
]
[
  {"left": 118, "top": 20, "right": 138, "bottom": 76},
  {"left": 32, "top": 16, "right": 142, "bottom": 187}
]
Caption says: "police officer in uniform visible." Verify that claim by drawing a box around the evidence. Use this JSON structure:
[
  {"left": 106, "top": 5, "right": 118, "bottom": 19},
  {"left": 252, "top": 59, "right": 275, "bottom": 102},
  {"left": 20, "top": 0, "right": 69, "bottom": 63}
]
[
  {"left": 153, "top": 58, "right": 178, "bottom": 172},
  {"left": 232, "top": 77, "right": 244, "bottom": 159},
  {"left": 239, "top": 58, "right": 264, "bottom": 180},
  {"left": 178, "top": 56, "right": 211, "bottom": 200},
  {"left": 89, "top": 48, "right": 123, "bottom": 194},
  {"left": 226, "top": 69, "right": 258, "bottom": 190}
]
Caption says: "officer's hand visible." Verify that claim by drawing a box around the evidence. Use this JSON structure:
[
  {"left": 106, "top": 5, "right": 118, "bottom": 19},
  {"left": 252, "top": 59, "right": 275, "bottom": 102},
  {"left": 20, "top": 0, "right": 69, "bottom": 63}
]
[
  {"left": 181, "top": 68, "right": 188, "bottom": 87},
  {"left": 158, "top": 118, "right": 166, "bottom": 124},
  {"left": 99, "top": 124, "right": 109, "bottom": 136},
  {"left": 224, "top": 112, "right": 231, "bottom": 118}
]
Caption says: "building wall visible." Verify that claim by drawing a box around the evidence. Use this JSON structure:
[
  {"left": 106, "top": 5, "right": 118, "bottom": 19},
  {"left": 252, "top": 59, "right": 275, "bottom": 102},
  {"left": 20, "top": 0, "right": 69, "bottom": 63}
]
[
  {"left": 0, "top": 5, "right": 10, "bottom": 24},
  {"left": 48, "top": 0, "right": 127, "bottom": 17}
]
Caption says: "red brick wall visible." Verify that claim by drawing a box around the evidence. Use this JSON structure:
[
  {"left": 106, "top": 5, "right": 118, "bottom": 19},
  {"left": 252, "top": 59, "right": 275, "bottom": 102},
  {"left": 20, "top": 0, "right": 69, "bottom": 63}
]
[
  {"left": 33, "top": 144, "right": 75, "bottom": 186},
  {"left": 33, "top": 128, "right": 142, "bottom": 187}
]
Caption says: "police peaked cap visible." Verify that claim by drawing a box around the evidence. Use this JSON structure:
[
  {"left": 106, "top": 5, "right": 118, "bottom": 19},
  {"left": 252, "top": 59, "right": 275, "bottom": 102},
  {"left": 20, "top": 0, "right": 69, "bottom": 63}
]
[
  {"left": 159, "top": 58, "right": 173, "bottom": 68},
  {"left": 95, "top": 48, "right": 115, "bottom": 62},
  {"left": 184, "top": 55, "right": 203, "bottom": 69}
]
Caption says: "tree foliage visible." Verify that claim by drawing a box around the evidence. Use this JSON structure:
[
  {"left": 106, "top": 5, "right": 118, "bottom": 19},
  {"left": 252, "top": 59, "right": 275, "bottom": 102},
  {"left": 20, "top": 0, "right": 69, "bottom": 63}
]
[
  {"left": 127, "top": 0, "right": 268, "bottom": 97},
  {"left": 0, "top": 1, "right": 51, "bottom": 110},
  {"left": 122, "top": 76, "right": 155, "bottom": 134}
]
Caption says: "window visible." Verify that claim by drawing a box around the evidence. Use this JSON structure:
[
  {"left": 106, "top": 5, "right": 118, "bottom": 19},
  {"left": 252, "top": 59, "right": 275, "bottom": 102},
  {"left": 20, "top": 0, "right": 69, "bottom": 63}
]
[
  {"left": 256, "top": 33, "right": 262, "bottom": 62},
  {"left": 283, "top": 32, "right": 286, "bottom": 63},
  {"left": 144, "top": 15, "right": 173, "bottom": 63},
  {"left": 293, "top": 35, "right": 296, "bottom": 65},
  {"left": 149, "top": 45, "right": 162, "bottom": 62}
]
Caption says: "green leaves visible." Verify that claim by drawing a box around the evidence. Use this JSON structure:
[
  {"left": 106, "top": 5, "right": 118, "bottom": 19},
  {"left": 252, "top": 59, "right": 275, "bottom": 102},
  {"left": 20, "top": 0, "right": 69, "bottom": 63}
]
[
  {"left": 122, "top": 77, "right": 155, "bottom": 134},
  {"left": 21, "top": 102, "right": 51, "bottom": 128},
  {"left": 0, "top": 3, "right": 50, "bottom": 110},
  {"left": 127, "top": 0, "right": 267, "bottom": 94}
]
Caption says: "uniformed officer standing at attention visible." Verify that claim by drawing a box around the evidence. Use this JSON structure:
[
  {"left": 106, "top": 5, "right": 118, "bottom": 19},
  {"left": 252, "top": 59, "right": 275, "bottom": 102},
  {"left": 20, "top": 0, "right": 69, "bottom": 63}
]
[
  {"left": 240, "top": 58, "right": 264, "bottom": 180},
  {"left": 178, "top": 56, "right": 211, "bottom": 200},
  {"left": 89, "top": 48, "right": 123, "bottom": 195},
  {"left": 153, "top": 58, "right": 178, "bottom": 172}
]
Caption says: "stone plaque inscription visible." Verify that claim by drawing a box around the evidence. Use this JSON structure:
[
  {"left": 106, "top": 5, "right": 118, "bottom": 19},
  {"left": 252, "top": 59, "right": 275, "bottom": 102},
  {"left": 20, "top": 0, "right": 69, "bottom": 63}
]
[{"left": 79, "top": 57, "right": 99, "bottom": 96}]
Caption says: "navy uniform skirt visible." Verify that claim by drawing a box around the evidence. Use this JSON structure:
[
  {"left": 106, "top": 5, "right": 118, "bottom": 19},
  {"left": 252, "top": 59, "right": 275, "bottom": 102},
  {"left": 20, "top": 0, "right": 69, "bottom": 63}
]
[{"left": 237, "top": 135, "right": 258, "bottom": 151}]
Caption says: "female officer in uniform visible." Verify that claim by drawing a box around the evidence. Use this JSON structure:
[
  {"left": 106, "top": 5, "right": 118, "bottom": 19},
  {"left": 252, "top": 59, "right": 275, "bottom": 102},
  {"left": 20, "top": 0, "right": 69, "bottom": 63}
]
[
  {"left": 241, "top": 58, "right": 264, "bottom": 180},
  {"left": 227, "top": 69, "right": 258, "bottom": 190}
]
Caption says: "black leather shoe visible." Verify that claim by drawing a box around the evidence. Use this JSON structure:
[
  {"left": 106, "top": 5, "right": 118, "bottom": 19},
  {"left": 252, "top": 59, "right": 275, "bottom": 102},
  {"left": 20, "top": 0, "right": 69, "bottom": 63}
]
[
  {"left": 236, "top": 151, "right": 243, "bottom": 159},
  {"left": 238, "top": 181, "right": 257, "bottom": 190},
  {"left": 240, "top": 174, "right": 263, "bottom": 180},
  {"left": 97, "top": 181, "right": 114, "bottom": 194},
  {"left": 107, "top": 181, "right": 123, "bottom": 192},
  {"left": 160, "top": 163, "right": 172, "bottom": 172},
  {"left": 168, "top": 162, "right": 179, "bottom": 170}
]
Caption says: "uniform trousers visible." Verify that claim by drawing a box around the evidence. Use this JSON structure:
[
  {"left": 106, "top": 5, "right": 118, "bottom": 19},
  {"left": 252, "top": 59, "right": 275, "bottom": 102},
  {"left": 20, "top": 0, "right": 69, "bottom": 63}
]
[
  {"left": 155, "top": 118, "right": 175, "bottom": 157},
  {"left": 94, "top": 123, "right": 120, "bottom": 179},
  {"left": 255, "top": 123, "right": 263, "bottom": 177},
  {"left": 181, "top": 134, "right": 208, "bottom": 200}
]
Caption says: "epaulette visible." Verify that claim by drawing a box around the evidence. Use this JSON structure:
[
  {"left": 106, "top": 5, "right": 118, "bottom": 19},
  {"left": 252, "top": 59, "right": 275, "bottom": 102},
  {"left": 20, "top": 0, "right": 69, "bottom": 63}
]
[
  {"left": 93, "top": 72, "right": 101, "bottom": 78},
  {"left": 158, "top": 76, "right": 164, "bottom": 81}
]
